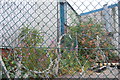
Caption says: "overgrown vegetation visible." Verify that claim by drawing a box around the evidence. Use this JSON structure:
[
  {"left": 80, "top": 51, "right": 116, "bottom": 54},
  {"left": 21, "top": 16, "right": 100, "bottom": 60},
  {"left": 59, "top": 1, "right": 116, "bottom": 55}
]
[
  {"left": 59, "top": 18, "right": 118, "bottom": 75},
  {"left": 3, "top": 26, "right": 56, "bottom": 78},
  {"left": 2, "top": 19, "right": 119, "bottom": 78},
  {"left": 16, "top": 26, "right": 57, "bottom": 77}
]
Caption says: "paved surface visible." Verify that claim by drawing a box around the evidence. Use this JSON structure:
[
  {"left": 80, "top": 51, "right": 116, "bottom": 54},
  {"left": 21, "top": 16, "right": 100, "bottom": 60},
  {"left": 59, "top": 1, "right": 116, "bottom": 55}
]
[
  {"left": 59, "top": 67, "right": 119, "bottom": 78},
  {"left": 83, "top": 67, "right": 119, "bottom": 78}
]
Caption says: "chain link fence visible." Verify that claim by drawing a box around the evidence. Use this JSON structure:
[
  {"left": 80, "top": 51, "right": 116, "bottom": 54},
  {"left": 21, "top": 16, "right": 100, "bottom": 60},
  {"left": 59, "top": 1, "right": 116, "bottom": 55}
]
[{"left": 0, "top": 0, "right": 120, "bottom": 79}]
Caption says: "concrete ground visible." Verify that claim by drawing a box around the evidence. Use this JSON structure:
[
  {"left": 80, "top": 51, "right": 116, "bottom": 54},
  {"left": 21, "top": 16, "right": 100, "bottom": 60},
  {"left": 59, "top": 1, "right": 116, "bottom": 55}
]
[
  {"left": 83, "top": 67, "right": 119, "bottom": 78},
  {"left": 59, "top": 67, "right": 119, "bottom": 78}
]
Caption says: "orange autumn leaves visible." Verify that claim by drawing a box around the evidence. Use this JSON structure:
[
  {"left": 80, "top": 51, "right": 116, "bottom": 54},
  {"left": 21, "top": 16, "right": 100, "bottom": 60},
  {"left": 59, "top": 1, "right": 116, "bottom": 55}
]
[
  {"left": 81, "top": 38, "right": 95, "bottom": 46},
  {"left": 78, "top": 23, "right": 113, "bottom": 61},
  {"left": 79, "top": 23, "right": 107, "bottom": 45},
  {"left": 79, "top": 23, "right": 97, "bottom": 48},
  {"left": 69, "top": 22, "right": 112, "bottom": 61},
  {"left": 80, "top": 24, "right": 94, "bottom": 28}
]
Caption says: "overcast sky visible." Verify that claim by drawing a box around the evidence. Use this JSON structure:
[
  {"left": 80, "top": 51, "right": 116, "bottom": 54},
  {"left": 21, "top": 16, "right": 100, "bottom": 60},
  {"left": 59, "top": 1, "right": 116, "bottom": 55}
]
[
  {"left": 67, "top": 0, "right": 118, "bottom": 14},
  {"left": 1, "top": 0, "right": 119, "bottom": 14}
]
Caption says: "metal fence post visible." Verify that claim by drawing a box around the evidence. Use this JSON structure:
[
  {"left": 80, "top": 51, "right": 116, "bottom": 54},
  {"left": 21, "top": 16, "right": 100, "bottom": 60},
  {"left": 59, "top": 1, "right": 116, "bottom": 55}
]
[
  {"left": 118, "top": 1, "right": 120, "bottom": 79},
  {"left": 60, "top": 2, "right": 65, "bottom": 35},
  {"left": 118, "top": 0, "right": 120, "bottom": 59},
  {"left": 54, "top": 1, "right": 66, "bottom": 76}
]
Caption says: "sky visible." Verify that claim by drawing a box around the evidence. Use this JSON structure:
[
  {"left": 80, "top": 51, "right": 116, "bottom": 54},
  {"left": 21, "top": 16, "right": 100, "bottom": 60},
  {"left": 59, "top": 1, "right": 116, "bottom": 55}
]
[
  {"left": 1, "top": 0, "right": 119, "bottom": 14},
  {"left": 67, "top": 0, "right": 118, "bottom": 14}
]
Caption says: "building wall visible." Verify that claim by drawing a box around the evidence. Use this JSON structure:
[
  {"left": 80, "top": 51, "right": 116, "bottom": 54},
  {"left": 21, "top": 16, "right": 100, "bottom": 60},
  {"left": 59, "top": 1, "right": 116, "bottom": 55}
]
[
  {"left": 66, "top": 3, "right": 80, "bottom": 27},
  {"left": 0, "top": 1, "right": 58, "bottom": 48},
  {"left": 0, "top": 1, "right": 80, "bottom": 48}
]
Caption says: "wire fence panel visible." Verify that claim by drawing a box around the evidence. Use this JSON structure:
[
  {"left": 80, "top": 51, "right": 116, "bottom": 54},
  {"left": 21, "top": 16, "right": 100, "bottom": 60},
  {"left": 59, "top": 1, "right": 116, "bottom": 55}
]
[{"left": 0, "top": 0, "right": 120, "bottom": 79}]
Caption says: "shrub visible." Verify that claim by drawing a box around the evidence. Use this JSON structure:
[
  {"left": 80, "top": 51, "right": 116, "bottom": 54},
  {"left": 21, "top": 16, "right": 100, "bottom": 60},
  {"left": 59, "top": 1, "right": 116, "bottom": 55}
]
[
  {"left": 2, "top": 26, "right": 56, "bottom": 78},
  {"left": 67, "top": 18, "right": 115, "bottom": 62},
  {"left": 59, "top": 18, "right": 117, "bottom": 75}
]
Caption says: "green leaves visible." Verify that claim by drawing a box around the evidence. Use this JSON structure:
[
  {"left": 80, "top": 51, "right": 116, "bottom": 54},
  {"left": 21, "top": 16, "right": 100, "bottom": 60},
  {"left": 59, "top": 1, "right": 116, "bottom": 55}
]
[{"left": 19, "top": 26, "right": 43, "bottom": 47}]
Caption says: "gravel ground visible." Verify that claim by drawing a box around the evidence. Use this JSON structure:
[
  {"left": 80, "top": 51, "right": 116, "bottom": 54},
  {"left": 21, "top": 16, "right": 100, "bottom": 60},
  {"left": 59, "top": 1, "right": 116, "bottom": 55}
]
[{"left": 59, "top": 67, "right": 119, "bottom": 78}]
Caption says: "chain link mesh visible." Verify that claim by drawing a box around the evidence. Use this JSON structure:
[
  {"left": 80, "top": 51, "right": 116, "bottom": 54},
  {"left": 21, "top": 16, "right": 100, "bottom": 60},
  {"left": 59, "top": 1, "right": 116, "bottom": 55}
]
[{"left": 0, "top": 0, "right": 120, "bottom": 79}]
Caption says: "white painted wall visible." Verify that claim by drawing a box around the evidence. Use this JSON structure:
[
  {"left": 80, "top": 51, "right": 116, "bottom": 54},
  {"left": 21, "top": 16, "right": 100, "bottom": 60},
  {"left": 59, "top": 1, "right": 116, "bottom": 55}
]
[
  {"left": 0, "top": 0, "right": 81, "bottom": 48},
  {"left": 0, "top": 1, "right": 58, "bottom": 48},
  {"left": 66, "top": 4, "right": 80, "bottom": 26}
]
